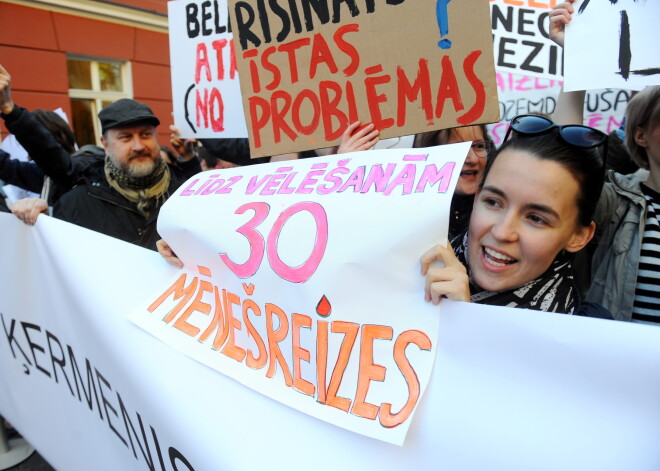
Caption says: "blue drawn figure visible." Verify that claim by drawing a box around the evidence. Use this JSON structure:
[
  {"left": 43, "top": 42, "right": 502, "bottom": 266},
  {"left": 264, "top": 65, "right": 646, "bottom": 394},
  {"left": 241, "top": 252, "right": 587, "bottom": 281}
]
[{"left": 436, "top": 0, "right": 453, "bottom": 49}]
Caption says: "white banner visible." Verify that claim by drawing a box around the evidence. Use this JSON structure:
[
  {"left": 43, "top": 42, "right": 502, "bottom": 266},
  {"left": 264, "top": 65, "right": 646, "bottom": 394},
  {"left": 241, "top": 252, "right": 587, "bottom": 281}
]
[
  {"left": 169, "top": 0, "right": 248, "bottom": 138},
  {"left": 129, "top": 145, "right": 468, "bottom": 445},
  {"left": 3, "top": 214, "right": 660, "bottom": 470},
  {"left": 3, "top": 214, "right": 660, "bottom": 469},
  {"left": 564, "top": 0, "right": 660, "bottom": 92}
]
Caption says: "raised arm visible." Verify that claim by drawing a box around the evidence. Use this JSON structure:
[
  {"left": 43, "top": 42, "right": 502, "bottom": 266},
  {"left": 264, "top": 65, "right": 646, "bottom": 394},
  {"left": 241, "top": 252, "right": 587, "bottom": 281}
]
[
  {"left": 548, "top": 1, "right": 586, "bottom": 125},
  {"left": 0, "top": 64, "right": 86, "bottom": 188}
]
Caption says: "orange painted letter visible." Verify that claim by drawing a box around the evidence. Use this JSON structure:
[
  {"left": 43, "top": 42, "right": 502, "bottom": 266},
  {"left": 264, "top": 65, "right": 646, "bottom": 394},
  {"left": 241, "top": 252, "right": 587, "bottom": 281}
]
[
  {"left": 292, "top": 313, "right": 315, "bottom": 396},
  {"left": 326, "top": 321, "right": 359, "bottom": 412},
  {"left": 351, "top": 325, "right": 393, "bottom": 420},
  {"left": 265, "top": 303, "right": 293, "bottom": 387},
  {"left": 243, "top": 299, "right": 267, "bottom": 369},
  {"left": 220, "top": 291, "right": 246, "bottom": 363},
  {"left": 379, "top": 330, "right": 432, "bottom": 428}
]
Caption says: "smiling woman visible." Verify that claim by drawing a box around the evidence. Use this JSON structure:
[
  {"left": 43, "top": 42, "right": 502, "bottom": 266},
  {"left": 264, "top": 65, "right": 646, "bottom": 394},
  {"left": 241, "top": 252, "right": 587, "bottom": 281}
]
[{"left": 421, "top": 115, "right": 607, "bottom": 314}]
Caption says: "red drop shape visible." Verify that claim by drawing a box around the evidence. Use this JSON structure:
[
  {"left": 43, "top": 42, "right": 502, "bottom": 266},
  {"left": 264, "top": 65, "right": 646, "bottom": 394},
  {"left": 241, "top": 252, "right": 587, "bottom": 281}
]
[{"left": 316, "top": 295, "right": 331, "bottom": 317}]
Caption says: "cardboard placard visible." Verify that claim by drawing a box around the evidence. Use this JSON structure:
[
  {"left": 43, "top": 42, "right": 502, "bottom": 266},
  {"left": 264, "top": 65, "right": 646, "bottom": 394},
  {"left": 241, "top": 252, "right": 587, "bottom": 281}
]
[{"left": 229, "top": 0, "right": 500, "bottom": 157}]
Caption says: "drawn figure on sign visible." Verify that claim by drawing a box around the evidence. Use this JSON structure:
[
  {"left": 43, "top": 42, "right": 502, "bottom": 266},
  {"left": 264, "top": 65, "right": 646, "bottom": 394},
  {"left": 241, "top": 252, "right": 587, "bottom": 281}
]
[
  {"left": 578, "top": 0, "right": 658, "bottom": 81},
  {"left": 422, "top": 114, "right": 607, "bottom": 314}
]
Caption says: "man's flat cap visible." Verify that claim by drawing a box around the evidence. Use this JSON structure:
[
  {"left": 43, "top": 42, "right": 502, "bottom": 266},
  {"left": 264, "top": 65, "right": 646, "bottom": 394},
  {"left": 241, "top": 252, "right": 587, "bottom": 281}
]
[{"left": 98, "top": 98, "right": 160, "bottom": 133}]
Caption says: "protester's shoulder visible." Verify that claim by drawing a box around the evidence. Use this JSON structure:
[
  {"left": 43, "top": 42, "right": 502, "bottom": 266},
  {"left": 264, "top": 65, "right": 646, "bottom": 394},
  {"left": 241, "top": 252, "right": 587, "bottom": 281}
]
[
  {"left": 56, "top": 160, "right": 108, "bottom": 201},
  {"left": 73, "top": 145, "right": 105, "bottom": 164},
  {"left": 609, "top": 168, "right": 648, "bottom": 188}
]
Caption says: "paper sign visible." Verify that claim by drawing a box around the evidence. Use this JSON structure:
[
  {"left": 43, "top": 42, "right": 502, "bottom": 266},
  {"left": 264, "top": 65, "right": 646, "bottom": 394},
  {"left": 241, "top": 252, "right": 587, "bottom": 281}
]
[
  {"left": 490, "top": 0, "right": 564, "bottom": 80},
  {"left": 229, "top": 0, "right": 499, "bottom": 157},
  {"left": 564, "top": 0, "right": 660, "bottom": 92},
  {"left": 168, "top": 0, "right": 248, "bottom": 138},
  {"left": 129, "top": 144, "right": 469, "bottom": 445}
]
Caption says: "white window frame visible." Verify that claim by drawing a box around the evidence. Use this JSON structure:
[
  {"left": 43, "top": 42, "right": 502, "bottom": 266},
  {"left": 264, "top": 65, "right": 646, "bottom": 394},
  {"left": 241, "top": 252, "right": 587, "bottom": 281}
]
[{"left": 67, "top": 56, "right": 133, "bottom": 143}]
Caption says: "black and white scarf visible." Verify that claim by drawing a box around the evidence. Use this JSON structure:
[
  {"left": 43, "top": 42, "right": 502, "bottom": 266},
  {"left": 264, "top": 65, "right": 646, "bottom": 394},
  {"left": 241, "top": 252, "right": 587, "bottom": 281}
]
[
  {"left": 453, "top": 232, "right": 579, "bottom": 314},
  {"left": 104, "top": 155, "right": 170, "bottom": 218}
]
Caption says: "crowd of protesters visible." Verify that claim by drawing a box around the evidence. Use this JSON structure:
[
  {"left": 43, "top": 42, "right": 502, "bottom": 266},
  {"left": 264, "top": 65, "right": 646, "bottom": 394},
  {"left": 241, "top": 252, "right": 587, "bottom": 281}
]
[{"left": 1, "top": 0, "right": 658, "bottom": 324}]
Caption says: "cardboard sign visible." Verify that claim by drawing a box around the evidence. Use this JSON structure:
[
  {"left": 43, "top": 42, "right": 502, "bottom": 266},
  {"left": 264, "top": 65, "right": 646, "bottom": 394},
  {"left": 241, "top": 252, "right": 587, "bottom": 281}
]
[
  {"left": 168, "top": 0, "right": 248, "bottom": 138},
  {"left": 488, "top": 71, "right": 632, "bottom": 145},
  {"left": 564, "top": 0, "right": 660, "bottom": 92},
  {"left": 5, "top": 213, "right": 660, "bottom": 470},
  {"left": 490, "top": 0, "right": 563, "bottom": 80},
  {"left": 129, "top": 144, "right": 469, "bottom": 445},
  {"left": 229, "top": 0, "right": 499, "bottom": 157}
]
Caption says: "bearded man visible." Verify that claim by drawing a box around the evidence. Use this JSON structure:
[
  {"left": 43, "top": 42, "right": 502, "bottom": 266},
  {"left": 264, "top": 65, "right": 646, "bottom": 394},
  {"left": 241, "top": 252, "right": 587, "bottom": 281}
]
[{"left": 52, "top": 99, "right": 199, "bottom": 249}]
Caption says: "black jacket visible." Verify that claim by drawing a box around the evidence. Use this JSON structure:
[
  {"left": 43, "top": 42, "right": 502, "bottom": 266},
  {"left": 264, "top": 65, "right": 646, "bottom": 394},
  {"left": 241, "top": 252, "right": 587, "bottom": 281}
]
[
  {"left": 1, "top": 106, "right": 103, "bottom": 204},
  {"left": 53, "top": 156, "right": 200, "bottom": 250}
]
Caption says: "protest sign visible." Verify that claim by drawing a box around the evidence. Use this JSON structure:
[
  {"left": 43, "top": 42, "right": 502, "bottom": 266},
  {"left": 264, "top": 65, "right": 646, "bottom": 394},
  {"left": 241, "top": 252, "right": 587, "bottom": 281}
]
[
  {"left": 564, "top": 0, "right": 660, "bottom": 92},
  {"left": 488, "top": 71, "right": 632, "bottom": 145},
  {"left": 490, "top": 0, "right": 563, "bottom": 80},
  {"left": 228, "top": 0, "right": 499, "bottom": 157},
  {"left": 129, "top": 144, "right": 469, "bottom": 445},
  {"left": 3, "top": 214, "right": 660, "bottom": 471},
  {"left": 169, "top": 0, "right": 248, "bottom": 138}
]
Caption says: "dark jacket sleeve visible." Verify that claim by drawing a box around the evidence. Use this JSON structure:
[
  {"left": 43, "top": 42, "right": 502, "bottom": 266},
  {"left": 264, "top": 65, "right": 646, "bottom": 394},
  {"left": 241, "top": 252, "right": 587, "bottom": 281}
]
[
  {"left": 0, "top": 148, "right": 45, "bottom": 193},
  {"left": 2, "top": 105, "right": 85, "bottom": 190},
  {"left": 171, "top": 156, "right": 201, "bottom": 182}
]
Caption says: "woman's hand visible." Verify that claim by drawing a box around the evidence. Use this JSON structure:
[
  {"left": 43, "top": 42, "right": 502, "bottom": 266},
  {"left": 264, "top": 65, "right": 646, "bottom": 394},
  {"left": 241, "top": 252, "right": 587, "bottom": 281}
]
[
  {"left": 420, "top": 242, "right": 470, "bottom": 304},
  {"left": 156, "top": 239, "right": 184, "bottom": 269},
  {"left": 549, "top": 0, "right": 576, "bottom": 48},
  {"left": 337, "top": 121, "right": 380, "bottom": 154},
  {"left": 11, "top": 197, "right": 48, "bottom": 225}
]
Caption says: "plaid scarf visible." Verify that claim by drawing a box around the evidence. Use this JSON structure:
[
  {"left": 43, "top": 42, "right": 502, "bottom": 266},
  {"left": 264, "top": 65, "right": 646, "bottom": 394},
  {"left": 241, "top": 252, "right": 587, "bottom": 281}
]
[
  {"left": 104, "top": 155, "right": 171, "bottom": 218},
  {"left": 453, "top": 231, "right": 579, "bottom": 314}
]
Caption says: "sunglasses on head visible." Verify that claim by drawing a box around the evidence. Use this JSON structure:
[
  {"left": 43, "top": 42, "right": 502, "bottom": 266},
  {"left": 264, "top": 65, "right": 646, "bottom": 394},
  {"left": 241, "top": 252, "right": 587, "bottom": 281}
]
[{"left": 504, "top": 114, "right": 608, "bottom": 166}]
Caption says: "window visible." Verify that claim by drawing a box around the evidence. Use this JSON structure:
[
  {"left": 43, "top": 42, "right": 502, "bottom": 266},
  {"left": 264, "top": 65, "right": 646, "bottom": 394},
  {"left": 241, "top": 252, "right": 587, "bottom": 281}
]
[{"left": 67, "top": 57, "right": 133, "bottom": 146}]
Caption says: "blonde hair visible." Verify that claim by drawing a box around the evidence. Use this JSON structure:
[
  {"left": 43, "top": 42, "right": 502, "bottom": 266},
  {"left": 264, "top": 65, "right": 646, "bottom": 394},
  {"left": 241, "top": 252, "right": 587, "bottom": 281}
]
[{"left": 625, "top": 86, "right": 660, "bottom": 170}]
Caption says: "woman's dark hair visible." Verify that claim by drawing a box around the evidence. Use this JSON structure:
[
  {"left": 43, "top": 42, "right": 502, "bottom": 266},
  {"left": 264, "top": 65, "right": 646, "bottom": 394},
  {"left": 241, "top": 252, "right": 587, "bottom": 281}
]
[
  {"left": 32, "top": 109, "right": 77, "bottom": 155},
  {"left": 481, "top": 132, "right": 605, "bottom": 227}
]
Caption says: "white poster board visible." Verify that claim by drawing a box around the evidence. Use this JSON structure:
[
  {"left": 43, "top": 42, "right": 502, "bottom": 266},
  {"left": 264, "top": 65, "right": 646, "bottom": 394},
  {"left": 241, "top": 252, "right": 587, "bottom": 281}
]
[
  {"left": 490, "top": 0, "right": 562, "bottom": 80},
  {"left": 129, "top": 145, "right": 469, "bottom": 445},
  {"left": 564, "top": 0, "right": 660, "bottom": 92},
  {"left": 168, "top": 0, "right": 248, "bottom": 138}
]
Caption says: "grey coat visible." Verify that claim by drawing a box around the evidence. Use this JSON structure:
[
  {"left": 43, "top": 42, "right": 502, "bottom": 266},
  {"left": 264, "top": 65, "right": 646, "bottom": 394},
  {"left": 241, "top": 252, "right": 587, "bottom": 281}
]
[{"left": 586, "top": 170, "right": 649, "bottom": 321}]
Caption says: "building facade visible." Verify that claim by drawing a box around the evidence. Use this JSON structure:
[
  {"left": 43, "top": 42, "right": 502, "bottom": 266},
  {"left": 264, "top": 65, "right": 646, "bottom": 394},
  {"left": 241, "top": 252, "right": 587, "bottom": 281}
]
[{"left": 0, "top": 0, "right": 173, "bottom": 146}]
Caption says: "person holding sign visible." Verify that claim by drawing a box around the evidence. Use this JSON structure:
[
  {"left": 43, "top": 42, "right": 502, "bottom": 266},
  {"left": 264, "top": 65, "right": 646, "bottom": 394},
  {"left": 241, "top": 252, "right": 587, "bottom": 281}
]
[
  {"left": 422, "top": 115, "right": 606, "bottom": 314},
  {"left": 550, "top": 1, "right": 660, "bottom": 322}
]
